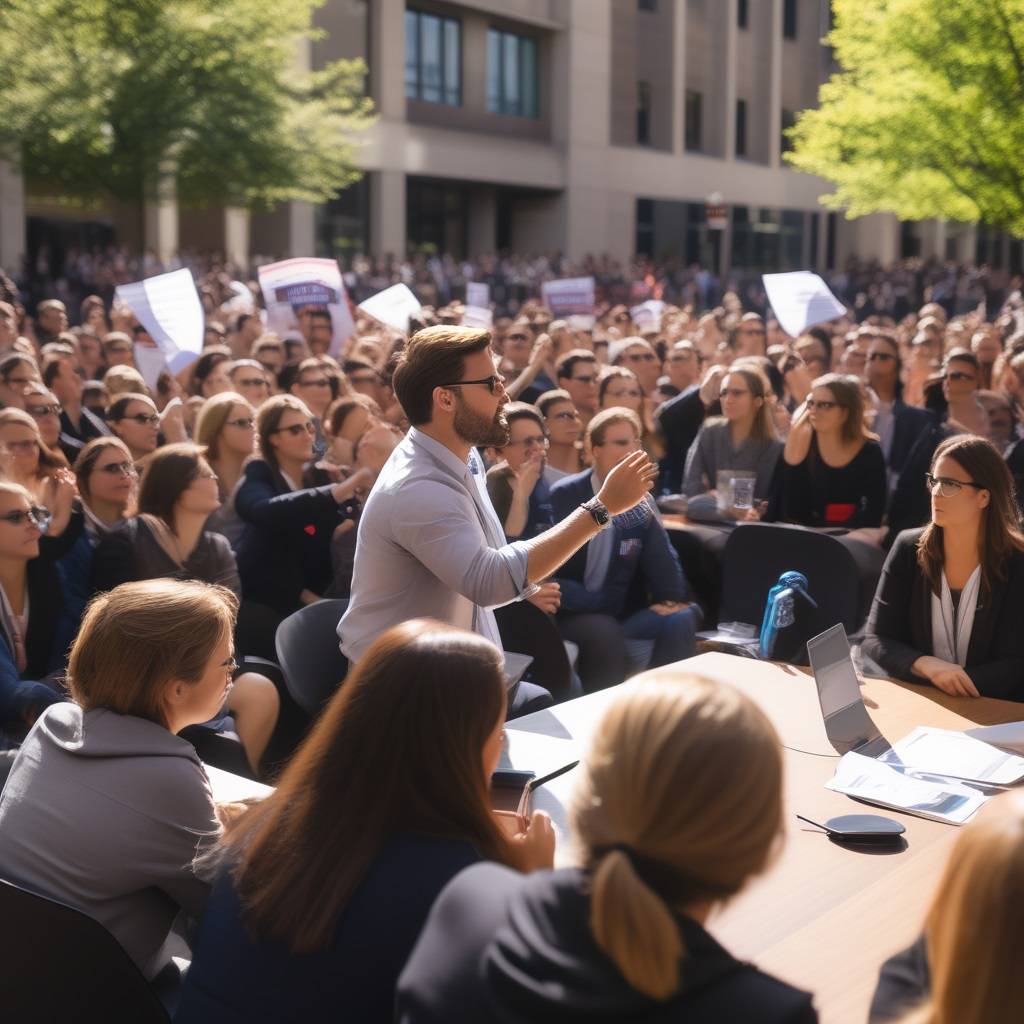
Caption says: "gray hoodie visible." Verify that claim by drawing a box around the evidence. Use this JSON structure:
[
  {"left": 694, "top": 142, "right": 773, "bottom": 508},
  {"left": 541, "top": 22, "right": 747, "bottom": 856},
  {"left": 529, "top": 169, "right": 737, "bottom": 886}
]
[{"left": 0, "top": 703, "right": 221, "bottom": 979}]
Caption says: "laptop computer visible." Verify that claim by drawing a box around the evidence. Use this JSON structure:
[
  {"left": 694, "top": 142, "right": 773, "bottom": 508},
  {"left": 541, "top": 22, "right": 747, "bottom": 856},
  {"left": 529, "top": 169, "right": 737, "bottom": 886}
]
[{"left": 807, "top": 623, "right": 891, "bottom": 758}]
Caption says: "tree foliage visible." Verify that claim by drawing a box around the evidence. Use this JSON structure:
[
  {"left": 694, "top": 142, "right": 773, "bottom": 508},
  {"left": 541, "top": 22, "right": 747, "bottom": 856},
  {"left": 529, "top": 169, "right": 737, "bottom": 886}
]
[
  {"left": 0, "top": 0, "right": 374, "bottom": 208},
  {"left": 786, "top": 0, "right": 1024, "bottom": 236}
]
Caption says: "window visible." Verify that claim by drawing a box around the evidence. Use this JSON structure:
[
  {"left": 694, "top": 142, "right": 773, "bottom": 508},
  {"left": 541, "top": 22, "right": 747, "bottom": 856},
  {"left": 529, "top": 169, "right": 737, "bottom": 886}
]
[
  {"left": 780, "top": 109, "right": 796, "bottom": 155},
  {"left": 638, "top": 0, "right": 657, "bottom": 9},
  {"left": 637, "top": 81, "right": 651, "bottom": 145},
  {"left": 685, "top": 90, "right": 702, "bottom": 151},
  {"left": 783, "top": 0, "right": 798, "bottom": 39},
  {"left": 487, "top": 28, "right": 539, "bottom": 118},
  {"left": 737, "top": 0, "right": 748, "bottom": 29},
  {"left": 735, "top": 98, "right": 747, "bottom": 157},
  {"left": 405, "top": 9, "right": 461, "bottom": 105}
]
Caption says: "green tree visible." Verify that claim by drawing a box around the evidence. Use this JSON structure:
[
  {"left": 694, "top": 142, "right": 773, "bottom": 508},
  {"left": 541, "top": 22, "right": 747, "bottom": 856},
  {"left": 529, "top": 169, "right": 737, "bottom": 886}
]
[
  {"left": 786, "top": 0, "right": 1024, "bottom": 236},
  {"left": 0, "top": 0, "right": 374, "bottom": 208}
]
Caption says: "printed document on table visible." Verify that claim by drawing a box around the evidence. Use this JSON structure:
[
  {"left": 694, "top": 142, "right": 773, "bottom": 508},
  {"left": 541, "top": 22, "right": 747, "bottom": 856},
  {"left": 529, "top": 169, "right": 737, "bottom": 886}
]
[
  {"left": 965, "top": 720, "right": 1024, "bottom": 756},
  {"left": 826, "top": 751, "right": 988, "bottom": 825},
  {"left": 879, "top": 726, "right": 1024, "bottom": 786}
]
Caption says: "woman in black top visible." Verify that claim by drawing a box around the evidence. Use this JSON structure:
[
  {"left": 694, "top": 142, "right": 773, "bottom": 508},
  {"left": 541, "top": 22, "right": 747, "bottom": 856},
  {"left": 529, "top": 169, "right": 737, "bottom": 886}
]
[
  {"left": 775, "top": 373, "right": 886, "bottom": 528},
  {"left": 862, "top": 434, "right": 1024, "bottom": 701},
  {"left": 397, "top": 673, "right": 816, "bottom": 1024}
]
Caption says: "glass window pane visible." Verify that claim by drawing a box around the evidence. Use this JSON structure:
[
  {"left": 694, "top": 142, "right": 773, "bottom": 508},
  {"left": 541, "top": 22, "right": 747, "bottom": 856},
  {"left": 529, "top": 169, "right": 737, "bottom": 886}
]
[
  {"left": 420, "top": 14, "right": 442, "bottom": 103},
  {"left": 521, "top": 38, "right": 538, "bottom": 118},
  {"left": 487, "top": 29, "right": 501, "bottom": 113},
  {"left": 503, "top": 33, "right": 519, "bottom": 115},
  {"left": 443, "top": 19, "right": 460, "bottom": 105},
  {"left": 405, "top": 12, "right": 419, "bottom": 99}
]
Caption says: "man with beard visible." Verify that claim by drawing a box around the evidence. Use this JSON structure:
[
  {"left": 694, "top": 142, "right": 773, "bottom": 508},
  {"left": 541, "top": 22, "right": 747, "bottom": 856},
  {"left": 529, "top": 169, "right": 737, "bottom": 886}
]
[{"left": 339, "top": 326, "right": 656, "bottom": 714}]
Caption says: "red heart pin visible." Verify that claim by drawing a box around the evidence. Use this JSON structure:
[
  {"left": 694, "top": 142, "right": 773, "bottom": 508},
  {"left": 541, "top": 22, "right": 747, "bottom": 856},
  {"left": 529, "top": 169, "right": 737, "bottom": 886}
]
[{"left": 304, "top": 524, "right": 316, "bottom": 536}]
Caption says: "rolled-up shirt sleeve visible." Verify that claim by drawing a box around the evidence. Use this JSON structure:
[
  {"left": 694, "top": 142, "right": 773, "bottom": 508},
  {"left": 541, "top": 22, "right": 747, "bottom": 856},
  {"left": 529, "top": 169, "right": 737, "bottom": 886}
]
[{"left": 389, "top": 478, "right": 531, "bottom": 607}]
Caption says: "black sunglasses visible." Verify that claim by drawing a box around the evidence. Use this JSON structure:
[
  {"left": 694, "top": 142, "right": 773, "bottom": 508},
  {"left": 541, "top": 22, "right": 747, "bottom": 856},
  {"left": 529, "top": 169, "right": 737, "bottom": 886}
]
[
  {"left": 440, "top": 375, "right": 503, "bottom": 395},
  {"left": 272, "top": 421, "right": 316, "bottom": 436}
]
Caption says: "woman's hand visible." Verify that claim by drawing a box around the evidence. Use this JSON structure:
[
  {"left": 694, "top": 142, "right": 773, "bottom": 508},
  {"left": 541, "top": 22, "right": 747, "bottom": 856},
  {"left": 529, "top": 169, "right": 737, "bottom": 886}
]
[
  {"left": 526, "top": 581, "right": 561, "bottom": 615},
  {"left": 912, "top": 656, "right": 980, "bottom": 698},
  {"left": 511, "top": 809, "right": 556, "bottom": 871},
  {"left": 159, "top": 397, "right": 188, "bottom": 443},
  {"left": 43, "top": 468, "right": 77, "bottom": 536}
]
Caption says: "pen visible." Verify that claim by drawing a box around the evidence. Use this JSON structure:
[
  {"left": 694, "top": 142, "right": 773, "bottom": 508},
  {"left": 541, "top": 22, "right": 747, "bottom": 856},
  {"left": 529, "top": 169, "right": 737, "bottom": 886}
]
[{"left": 527, "top": 760, "right": 580, "bottom": 793}]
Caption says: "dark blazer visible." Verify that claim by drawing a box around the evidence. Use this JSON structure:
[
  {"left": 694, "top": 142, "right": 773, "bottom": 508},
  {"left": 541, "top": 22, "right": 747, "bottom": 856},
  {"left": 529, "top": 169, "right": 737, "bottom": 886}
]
[
  {"left": 862, "top": 528, "right": 1024, "bottom": 700},
  {"left": 869, "top": 936, "right": 928, "bottom": 1023},
  {"left": 58, "top": 406, "right": 109, "bottom": 465},
  {"left": 888, "top": 401, "right": 936, "bottom": 477},
  {"left": 885, "top": 422, "right": 955, "bottom": 545},
  {"left": 550, "top": 469, "right": 688, "bottom": 616},
  {"left": 655, "top": 384, "right": 705, "bottom": 494},
  {"left": 234, "top": 459, "right": 356, "bottom": 617},
  {"left": 396, "top": 865, "right": 817, "bottom": 1024},
  {"left": 174, "top": 835, "right": 479, "bottom": 1024}
]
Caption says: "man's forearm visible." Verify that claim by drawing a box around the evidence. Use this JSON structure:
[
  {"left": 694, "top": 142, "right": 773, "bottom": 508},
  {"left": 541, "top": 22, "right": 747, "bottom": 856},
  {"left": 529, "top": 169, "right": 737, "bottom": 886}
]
[{"left": 523, "top": 506, "right": 600, "bottom": 582}]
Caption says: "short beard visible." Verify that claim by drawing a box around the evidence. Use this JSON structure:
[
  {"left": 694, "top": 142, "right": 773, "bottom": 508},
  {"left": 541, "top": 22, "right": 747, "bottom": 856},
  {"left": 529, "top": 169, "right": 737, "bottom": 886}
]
[{"left": 453, "top": 393, "right": 510, "bottom": 448}]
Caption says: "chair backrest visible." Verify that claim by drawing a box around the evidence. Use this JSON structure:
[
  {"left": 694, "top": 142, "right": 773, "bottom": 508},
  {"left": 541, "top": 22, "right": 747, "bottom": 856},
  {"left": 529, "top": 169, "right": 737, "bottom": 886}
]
[
  {"left": 495, "top": 601, "right": 573, "bottom": 702},
  {"left": 275, "top": 599, "right": 349, "bottom": 717},
  {"left": 0, "top": 877, "right": 170, "bottom": 1022},
  {"left": 717, "top": 523, "right": 861, "bottom": 662}
]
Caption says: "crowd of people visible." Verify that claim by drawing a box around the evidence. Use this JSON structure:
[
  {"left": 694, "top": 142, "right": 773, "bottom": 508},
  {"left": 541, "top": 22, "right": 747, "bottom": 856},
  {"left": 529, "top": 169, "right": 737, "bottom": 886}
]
[{"left": 1, "top": 248, "right": 1024, "bottom": 1021}]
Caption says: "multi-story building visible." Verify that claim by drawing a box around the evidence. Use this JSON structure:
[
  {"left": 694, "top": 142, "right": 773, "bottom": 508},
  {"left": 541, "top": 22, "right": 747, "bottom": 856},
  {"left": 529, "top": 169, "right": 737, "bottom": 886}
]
[{"left": 1, "top": 0, "right": 1015, "bottom": 276}]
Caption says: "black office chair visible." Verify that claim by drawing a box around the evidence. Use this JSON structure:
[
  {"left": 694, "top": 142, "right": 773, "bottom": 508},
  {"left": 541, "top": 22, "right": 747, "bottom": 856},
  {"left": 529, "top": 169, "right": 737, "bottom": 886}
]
[
  {"left": 0, "top": 877, "right": 170, "bottom": 1023},
  {"left": 704, "top": 523, "right": 862, "bottom": 664},
  {"left": 495, "top": 601, "right": 573, "bottom": 702},
  {"left": 275, "top": 599, "right": 349, "bottom": 717}
]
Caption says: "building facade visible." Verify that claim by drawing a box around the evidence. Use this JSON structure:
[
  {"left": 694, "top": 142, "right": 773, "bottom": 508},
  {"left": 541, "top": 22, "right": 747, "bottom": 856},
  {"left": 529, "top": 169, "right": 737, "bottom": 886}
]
[{"left": 1, "top": 0, "right": 1011, "bottom": 276}]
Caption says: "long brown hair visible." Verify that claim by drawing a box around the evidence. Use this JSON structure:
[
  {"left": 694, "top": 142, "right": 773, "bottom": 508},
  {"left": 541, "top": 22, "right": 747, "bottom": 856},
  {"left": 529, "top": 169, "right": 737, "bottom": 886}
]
[
  {"left": 0, "top": 407, "right": 68, "bottom": 475},
  {"left": 255, "top": 393, "right": 311, "bottom": 484},
  {"left": 226, "top": 618, "right": 517, "bottom": 952},
  {"left": 811, "top": 372, "right": 872, "bottom": 445},
  {"left": 917, "top": 434, "right": 1024, "bottom": 597},
  {"left": 708, "top": 364, "right": 777, "bottom": 442},
  {"left": 73, "top": 436, "right": 134, "bottom": 504}
]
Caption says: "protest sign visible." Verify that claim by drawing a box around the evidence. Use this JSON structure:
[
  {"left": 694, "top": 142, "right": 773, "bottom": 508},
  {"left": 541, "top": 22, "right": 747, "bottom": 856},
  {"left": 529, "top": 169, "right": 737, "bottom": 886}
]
[
  {"left": 462, "top": 306, "right": 493, "bottom": 329},
  {"left": 630, "top": 299, "right": 666, "bottom": 331},
  {"left": 762, "top": 271, "right": 846, "bottom": 338},
  {"left": 114, "top": 268, "right": 204, "bottom": 373},
  {"left": 357, "top": 283, "right": 423, "bottom": 333},
  {"left": 258, "top": 258, "right": 355, "bottom": 358},
  {"left": 133, "top": 343, "right": 167, "bottom": 393},
  {"left": 466, "top": 281, "right": 490, "bottom": 309},
  {"left": 542, "top": 277, "right": 595, "bottom": 317}
]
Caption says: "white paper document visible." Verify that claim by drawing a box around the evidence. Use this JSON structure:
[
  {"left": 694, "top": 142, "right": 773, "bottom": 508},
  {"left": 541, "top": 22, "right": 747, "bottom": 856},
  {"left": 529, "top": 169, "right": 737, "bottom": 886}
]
[
  {"left": 542, "top": 277, "right": 595, "bottom": 317},
  {"left": 879, "top": 726, "right": 1024, "bottom": 786},
  {"left": 357, "top": 283, "right": 422, "bottom": 332},
  {"left": 965, "top": 720, "right": 1024, "bottom": 756},
  {"left": 466, "top": 281, "right": 490, "bottom": 309},
  {"left": 826, "top": 751, "right": 988, "bottom": 825},
  {"left": 204, "top": 763, "right": 274, "bottom": 804},
  {"left": 762, "top": 271, "right": 846, "bottom": 339},
  {"left": 114, "top": 268, "right": 204, "bottom": 373}
]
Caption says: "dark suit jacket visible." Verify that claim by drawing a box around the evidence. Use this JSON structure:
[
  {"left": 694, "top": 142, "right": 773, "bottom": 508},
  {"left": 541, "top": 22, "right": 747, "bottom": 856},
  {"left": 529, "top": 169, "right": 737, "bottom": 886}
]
[
  {"left": 655, "top": 384, "right": 705, "bottom": 494},
  {"left": 862, "top": 528, "right": 1024, "bottom": 700},
  {"left": 550, "top": 469, "right": 688, "bottom": 617},
  {"left": 58, "top": 406, "right": 109, "bottom": 465},
  {"left": 234, "top": 459, "right": 356, "bottom": 617},
  {"left": 869, "top": 936, "right": 928, "bottom": 1023},
  {"left": 888, "top": 401, "right": 935, "bottom": 477}
]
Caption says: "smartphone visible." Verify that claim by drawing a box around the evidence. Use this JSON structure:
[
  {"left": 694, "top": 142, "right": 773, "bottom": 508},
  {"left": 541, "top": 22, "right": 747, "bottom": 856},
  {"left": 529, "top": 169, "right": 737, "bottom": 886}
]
[{"left": 491, "top": 769, "right": 536, "bottom": 789}]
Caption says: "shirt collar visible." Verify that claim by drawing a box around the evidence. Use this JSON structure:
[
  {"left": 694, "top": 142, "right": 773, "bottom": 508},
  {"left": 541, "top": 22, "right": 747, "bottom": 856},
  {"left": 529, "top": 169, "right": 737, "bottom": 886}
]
[{"left": 408, "top": 426, "right": 475, "bottom": 481}]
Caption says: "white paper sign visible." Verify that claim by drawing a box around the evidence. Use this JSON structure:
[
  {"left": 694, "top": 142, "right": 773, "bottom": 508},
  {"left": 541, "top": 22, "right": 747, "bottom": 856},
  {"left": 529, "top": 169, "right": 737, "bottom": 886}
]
[
  {"left": 466, "top": 281, "right": 490, "bottom": 309},
  {"left": 542, "top": 277, "right": 595, "bottom": 317},
  {"left": 357, "top": 283, "right": 423, "bottom": 333},
  {"left": 630, "top": 299, "right": 666, "bottom": 331},
  {"left": 762, "top": 271, "right": 846, "bottom": 339},
  {"left": 133, "top": 343, "right": 167, "bottom": 393},
  {"left": 462, "top": 306, "right": 493, "bottom": 329},
  {"left": 258, "top": 257, "right": 355, "bottom": 358},
  {"left": 114, "top": 268, "right": 204, "bottom": 374}
]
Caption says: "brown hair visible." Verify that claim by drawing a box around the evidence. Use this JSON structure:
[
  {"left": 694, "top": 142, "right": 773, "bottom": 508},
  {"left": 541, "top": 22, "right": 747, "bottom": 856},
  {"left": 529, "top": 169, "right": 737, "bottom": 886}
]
[
  {"left": 325, "top": 394, "right": 380, "bottom": 438},
  {"left": 573, "top": 673, "right": 784, "bottom": 1000},
  {"left": 103, "top": 366, "right": 150, "bottom": 397},
  {"left": 0, "top": 407, "right": 68, "bottom": 475},
  {"left": 108, "top": 392, "right": 157, "bottom": 424},
  {"left": 917, "top": 435, "right": 1024, "bottom": 598},
  {"left": 392, "top": 325, "right": 492, "bottom": 426},
  {"left": 901, "top": 791, "right": 1024, "bottom": 1024},
  {"left": 137, "top": 443, "right": 209, "bottom": 528},
  {"left": 708, "top": 364, "right": 777, "bottom": 442},
  {"left": 189, "top": 346, "right": 232, "bottom": 396},
  {"left": 68, "top": 579, "right": 237, "bottom": 727},
  {"left": 536, "top": 388, "right": 574, "bottom": 418},
  {"left": 598, "top": 367, "right": 641, "bottom": 408},
  {"left": 225, "top": 619, "right": 517, "bottom": 952},
  {"left": 587, "top": 406, "right": 642, "bottom": 448},
  {"left": 195, "top": 391, "right": 253, "bottom": 462},
  {"left": 73, "top": 436, "right": 134, "bottom": 504},
  {"left": 255, "top": 394, "right": 312, "bottom": 481},
  {"left": 811, "top": 372, "right": 871, "bottom": 445}
]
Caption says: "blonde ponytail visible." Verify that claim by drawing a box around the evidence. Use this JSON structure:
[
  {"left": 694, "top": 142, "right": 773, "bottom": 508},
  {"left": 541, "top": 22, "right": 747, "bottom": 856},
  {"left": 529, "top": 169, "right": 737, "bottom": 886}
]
[{"left": 590, "top": 848, "right": 683, "bottom": 1001}]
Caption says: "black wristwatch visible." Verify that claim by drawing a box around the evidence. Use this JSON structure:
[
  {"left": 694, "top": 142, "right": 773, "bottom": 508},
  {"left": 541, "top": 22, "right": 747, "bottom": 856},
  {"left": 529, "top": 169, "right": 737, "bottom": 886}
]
[{"left": 581, "top": 496, "right": 610, "bottom": 526}]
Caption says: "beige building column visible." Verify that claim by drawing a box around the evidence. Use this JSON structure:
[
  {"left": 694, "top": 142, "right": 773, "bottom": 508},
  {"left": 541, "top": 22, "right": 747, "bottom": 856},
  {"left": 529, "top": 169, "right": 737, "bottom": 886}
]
[
  {"left": 853, "top": 212, "right": 900, "bottom": 264},
  {"left": 371, "top": 170, "right": 405, "bottom": 257},
  {"left": 670, "top": 3, "right": 687, "bottom": 154},
  {"left": 224, "top": 208, "right": 251, "bottom": 268},
  {"left": 723, "top": 0, "right": 739, "bottom": 161},
  {"left": 768, "top": 0, "right": 783, "bottom": 169},
  {"left": 372, "top": 0, "right": 406, "bottom": 123},
  {"left": 143, "top": 172, "right": 179, "bottom": 264},
  {"left": 288, "top": 203, "right": 316, "bottom": 257},
  {"left": 0, "top": 158, "right": 26, "bottom": 272},
  {"left": 468, "top": 188, "right": 497, "bottom": 257},
  {"left": 956, "top": 225, "right": 977, "bottom": 264}
]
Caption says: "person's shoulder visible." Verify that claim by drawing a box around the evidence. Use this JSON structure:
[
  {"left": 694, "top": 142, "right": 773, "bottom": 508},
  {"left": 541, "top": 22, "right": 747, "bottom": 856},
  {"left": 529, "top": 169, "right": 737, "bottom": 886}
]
[
  {"left": 428, "top": 861, "right": 525, "bottom": 920},
  {"left": 717, "top": 966, "right": 816, "bottom": 1023},
  {"left": 241, "top": 459, "right": 277, "bottom": 484},
  {"left": 889, "top": 528, "right": 925, "bottom": 558},
  {"left": 549, "top": 468, "right": 591, "bottom": 497},
  {"left": 486, "top": 462, "right": 515, "bottom": 484}
]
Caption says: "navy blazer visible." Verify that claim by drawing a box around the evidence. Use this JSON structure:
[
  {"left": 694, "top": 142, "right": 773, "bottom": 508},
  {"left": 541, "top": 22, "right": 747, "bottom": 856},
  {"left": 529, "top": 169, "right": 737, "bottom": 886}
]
[
  {"left": 549, "top": 470, "right": 688, "bottom": 617},
  {"left": 888, "top": 401, "right": 935, "bottom": 476}
]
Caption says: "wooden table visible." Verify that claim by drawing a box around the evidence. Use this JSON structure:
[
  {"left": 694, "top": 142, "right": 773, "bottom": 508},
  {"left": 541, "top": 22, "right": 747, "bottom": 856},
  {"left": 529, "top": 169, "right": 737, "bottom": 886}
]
[{"left": 503, "top": 652, "right": 1024, "bottom": 1024}]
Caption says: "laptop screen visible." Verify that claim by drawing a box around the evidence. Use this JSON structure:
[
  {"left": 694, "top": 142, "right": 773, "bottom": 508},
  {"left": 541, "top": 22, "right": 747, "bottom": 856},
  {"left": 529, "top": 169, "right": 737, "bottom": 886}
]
[{"left": 809, "top": 623, "right": 863, "bottom": 720}]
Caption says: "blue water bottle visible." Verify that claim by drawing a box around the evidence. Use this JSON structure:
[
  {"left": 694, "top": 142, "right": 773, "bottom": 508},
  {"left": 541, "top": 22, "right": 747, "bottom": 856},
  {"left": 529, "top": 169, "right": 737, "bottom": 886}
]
[{"left": 759, "top": 571, "right": 818, "bottom": 660}]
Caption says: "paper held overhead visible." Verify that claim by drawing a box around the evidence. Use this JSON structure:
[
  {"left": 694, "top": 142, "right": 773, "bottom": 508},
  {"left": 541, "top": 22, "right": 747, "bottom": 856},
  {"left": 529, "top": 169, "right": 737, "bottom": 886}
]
[
  {"left": 114, "top": 268, "right": 204, "bottom": 374},
  {"left": 542, "top": 277, "right": 595, "bottom": 318},
  {"left": 466, "top": 281, "right": 490, "bottom": 309},
  {"left": 762, "top": 271, "right": 847, "bottom": 339},
  {"left": 357, "top": 283, "right": 423, "bottom": 333}
]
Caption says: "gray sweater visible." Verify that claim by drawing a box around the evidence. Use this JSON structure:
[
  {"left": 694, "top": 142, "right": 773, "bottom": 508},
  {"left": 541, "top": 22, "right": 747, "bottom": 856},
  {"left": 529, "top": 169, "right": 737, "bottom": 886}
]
[
  {"left": 0, "top": 703, "right": 221, "bottom": 978},
  {"left": 681, "top": 419, "right": 783, "bottom": 500}
]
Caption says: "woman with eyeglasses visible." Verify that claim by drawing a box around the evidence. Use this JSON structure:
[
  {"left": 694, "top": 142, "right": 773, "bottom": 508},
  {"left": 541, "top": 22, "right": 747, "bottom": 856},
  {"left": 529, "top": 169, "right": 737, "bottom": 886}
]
[
  {"left": 195, "top": 392, "right": 258, "bottom": 548},
  {"left": 0, "top": 351, "right": 41, "bottom": 410},
  {"left": 536, "top": 388, "right": 585, "bottom": 482},
  {"left": 862, "top": 435, "right": 1024, "bottom": 701},
  {"left": 93, "top": 443, "right": 280, "bottom": 774},
  {"left": 235, "top": 395, "right": 371, "bottom": 619},
  {"left": 288, "top": 357, "right": 346, "bottom": 458},
  {"left": 108, "top": 392, "right": 161, "bottom": 463},
  {"left": 323, "top": 393, "right": 382, "bottom": 469},
  {"left": 174, "top": 619, "right": 553, "bottom": 1024},
  {"left": 681, "top": 364, "right": 782, "bottom": 520},
  {"left": 0, "top": 579, "right": 239, "bottom": 983},
  {"left": 599, "top": 367, "right": 664, "bottom": 462},
  {"left": 776, "top": 373, "right": 887, "bottom": 530},
  {"left": 21, "top": 383, "right": 62, "bottom": 450}
]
